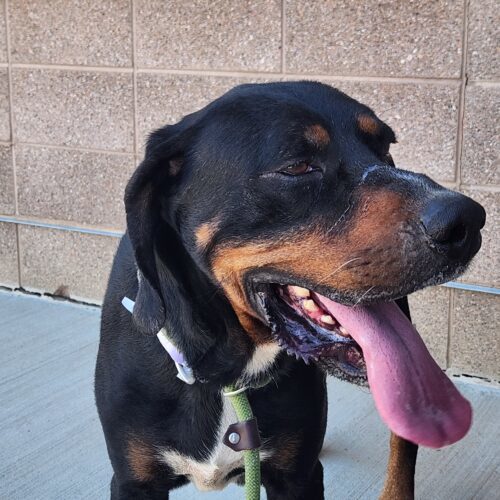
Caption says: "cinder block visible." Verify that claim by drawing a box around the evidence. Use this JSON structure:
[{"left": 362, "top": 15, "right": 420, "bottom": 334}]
[
  {"left": 0, "top": 69, "right": 10, "bottom": 141},
  {"left": 12, "top": 69, "right": 134, "bottom": 152},
  {"left": 0, "top": 145, "right": 14, "bottom": 214},
  {"left": 136, "top": 0, "right": 281, "bottom": 71},
  {"left": 325, "top": 80, "right": 460, "bottom": 182},
  {"left": 0, "top": 222, "right": 18, "bottom": 287},
  {"left": 9, "top": 0, "right": 132, "bottom": 66},
  {"left": 19, "top": 226, "right": 119, "bottom": 303},
  {"left": 462, "top": 86, "right": 500, "bottom": 186},
  {"left": 408, "top": 287, "right": 450, "bottom": 368},
  {"left": 467, "top": 0, "right": 500, "bottom": 80},
  {"left": 286, "top": 0, "right": 463, "bottom": 77},
  {"left": 459, "top": 189, "right": 499, "bottom": 288},
  {"left": 16, "top": 146, "right": 134, "bottom": 229},
  {"left": 450, "top": 290, "right": 500, "bottom": 380}
]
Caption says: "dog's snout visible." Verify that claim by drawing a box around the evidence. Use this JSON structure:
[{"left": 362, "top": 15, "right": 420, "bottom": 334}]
[{"left": 420, "top": 193, "right": 486, "bottom": 260}]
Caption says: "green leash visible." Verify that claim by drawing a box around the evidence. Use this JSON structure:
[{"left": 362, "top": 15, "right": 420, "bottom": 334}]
[
  {"left": 223, "top": 384, "right": 261, "bottom": 500},
  {"left": 121, "top": 297, "right": 262, "bottom": 499}
]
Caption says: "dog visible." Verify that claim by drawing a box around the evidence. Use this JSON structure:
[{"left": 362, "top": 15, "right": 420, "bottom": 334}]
[{"left": 95, "top": 81, "right": 485, "bottom": 499}]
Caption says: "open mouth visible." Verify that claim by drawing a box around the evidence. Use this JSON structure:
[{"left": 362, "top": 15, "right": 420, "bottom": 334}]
[
  {"left": 255, "top": 281, "right": 473, "bottom": 448},
  {"left": 272, "top": 285, "right": 367, "bottom": 383}
]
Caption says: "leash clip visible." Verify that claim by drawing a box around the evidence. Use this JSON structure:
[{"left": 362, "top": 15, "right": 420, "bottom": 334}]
[{"left": 223, "top": 418, "right": 261, "bottom": 452}]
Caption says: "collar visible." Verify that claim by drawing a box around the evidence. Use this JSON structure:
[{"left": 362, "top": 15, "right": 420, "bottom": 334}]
[
  {"left": 122, "top": 296, "right": 273, "bottom": 390},
  {"left": 121, "top": 297, "right": 196, "bottom": 384}
]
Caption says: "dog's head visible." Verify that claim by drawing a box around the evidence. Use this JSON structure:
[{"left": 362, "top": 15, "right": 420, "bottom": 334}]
[{"left": 125, "top": 81, "right": 485, "bottom": 447}]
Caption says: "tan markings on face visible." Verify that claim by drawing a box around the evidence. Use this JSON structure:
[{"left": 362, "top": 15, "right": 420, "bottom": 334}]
[
  {"left": 211, "top": 188, "right": 411, "bottom": 342},
  {"left": 127, "top": 436, "right": 156, "bottom": 482},
  {"left": 195, "top": 218, "right": 220, "bottom": 250},
  {"left": 357, "top": 114, "right": 380, "bottom": 136},
  {"left": 304, "top": 124, "right": 330, "bottom": 148}
]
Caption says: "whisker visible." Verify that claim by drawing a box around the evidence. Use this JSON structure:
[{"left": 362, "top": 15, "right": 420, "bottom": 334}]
[
  {"left": 353, "top": 285, "right": 375, "bottom": 307},
  {"left": 316, "top": 257, "right": 361, "bottom": 285}
]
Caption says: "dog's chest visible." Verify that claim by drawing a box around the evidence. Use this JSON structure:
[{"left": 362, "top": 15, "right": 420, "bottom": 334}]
[
  {"left": 159, "top": 344, "right": 278, "bottom": 491},
  {"left": 159, "top": 395, "right": 270, "bottom": 491}
]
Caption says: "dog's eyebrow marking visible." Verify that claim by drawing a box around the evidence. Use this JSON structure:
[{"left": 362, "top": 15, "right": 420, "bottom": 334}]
[
  {"left": 127, "top": 436, "right": 156, "bottom": 482},
  {"left": 304, "top": 124, "right": 330, "bottom": 148},
  {"left": 195, "top": 218, "right": 220, "bottom": 250},
  {"left": 357, "top": 114, "right": 380, "bottom": 135}
]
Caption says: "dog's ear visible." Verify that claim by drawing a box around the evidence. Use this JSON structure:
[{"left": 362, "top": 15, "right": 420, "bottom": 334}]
[{"left": 124, "top": 122, "right": 195, "bottom": 334}]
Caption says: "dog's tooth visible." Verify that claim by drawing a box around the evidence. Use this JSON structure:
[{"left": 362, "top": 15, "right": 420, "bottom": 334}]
[
  {"left": 303, "top": 299, "right": 320, "bottom": 313},
  {"left": 288, "top": 286, "right": 310, "bottom": 298},
  {"left": 320, "top": 314, "right": 335, "bottom": 325},
  {"left": 339, "top": 326, "right": 350, "bottom": 337}
]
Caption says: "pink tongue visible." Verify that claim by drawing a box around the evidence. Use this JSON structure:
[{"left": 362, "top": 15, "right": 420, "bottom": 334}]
[{"left": 317, "top": 297, "right": 472, "bottom": 448}]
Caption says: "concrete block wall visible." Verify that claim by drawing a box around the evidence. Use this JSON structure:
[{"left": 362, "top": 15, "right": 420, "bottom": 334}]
[{"left": 0, "top": 1, "right": 498, "bottom": 381}]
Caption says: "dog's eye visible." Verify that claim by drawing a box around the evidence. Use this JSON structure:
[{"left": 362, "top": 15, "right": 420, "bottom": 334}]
[{"left": 280, "top": 162, "right": 316, "bottom": 176}]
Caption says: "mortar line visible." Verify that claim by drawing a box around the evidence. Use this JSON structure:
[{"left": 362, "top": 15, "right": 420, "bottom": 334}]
[
  {"left": 446, "top": 288, "right": 454, "bottom": 369},
  {"left": 4, "top": 0, "right": 16, "bottom": 213},
  {"left": 0, "top": 215, "right": 124, "bottom": 237},
  {"left": 280, "top": 0, "right": 286, "bottom": 73},
  {"left": 467, "top": 80, "right": 500, "bottom": 87},
  {"left": 131, "top": 0, "right": 139, "bottom": 157},
  {"left": 447, "top": 0, "right": 470, "bottom": 369},
  {"left": 13, "top": 141, "right": 134, "bottom": 156},
  {"left": 455, "top": 0, "right": 470, "bottom": 188},
  {"left": 11, "top": 62, "right": 133, "bottom": 73},
  {"left": 461, "top": 184, "right": 500, "bottom": 192},
  {"left": 4, "top": 0, "right": 22, "bottom": 288},
  {"left": 135, "top": 67, "right": 461, "bottom": 85},
  {"left": 9, "top": 61, "right": 466, "bottom": 85}
]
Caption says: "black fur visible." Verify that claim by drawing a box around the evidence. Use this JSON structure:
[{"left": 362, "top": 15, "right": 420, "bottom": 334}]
[{"left": 95, "top": 81, "right": 485, "bottom": 499}]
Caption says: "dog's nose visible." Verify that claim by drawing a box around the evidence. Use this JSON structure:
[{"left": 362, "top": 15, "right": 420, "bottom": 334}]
[{"left": 420, "top": 193, "right": 486, "bottom": 260}]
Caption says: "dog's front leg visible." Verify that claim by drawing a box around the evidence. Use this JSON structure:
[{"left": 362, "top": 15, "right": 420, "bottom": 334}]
[{"left": 379, "top": 432, "right": 418, "bottom": 500}]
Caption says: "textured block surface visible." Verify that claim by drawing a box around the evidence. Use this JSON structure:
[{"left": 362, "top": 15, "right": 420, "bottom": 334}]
[
  {"left": 19, "top": 226, "right": 119, "bottom": 302},
  {"left": 0, "top": 69, "right": 10, "bottom": 141},
  {"left": 286, "top": 0, "right": 463, "bottom": 77},
  {"left": 450, "top": 290, "right": 500, "bottom": 379},
  {"left": 0, "top": 223, "right": 18, "bottom": 287},
  {"left": 136, "top": 74, "right": 276, "bottom": 150},
  {"left": 0, "top": 145, "right": 13, "bottom": 214},
  {"left": 9, "top": 0, "right": 132, "bottom": 66},
  {"left": 408, "top": 287, "right": 450, "bottom": 368},
  {"left": 328, "top": 81, "right": 460, "bottom": 182},
  {"left": 0, "top": 0, "right": 6, "bottom": 62},
  {"left": 136, "top": 0, "right": 281, "bottom": 71},
  {"left": 459, "top": 189, "right": 499, "bottom": 288},
  {"left": 16, "top": 146, "right": 133, "bottom": 228},
  {"left": 12, "top": 69, "right": 134, "bottom": 151},
  {"left": 467, "top": 0, "right": 500, "bottom": 80},
  {"left": 462, "top": 85, "right": 500, "bottom": 186}
]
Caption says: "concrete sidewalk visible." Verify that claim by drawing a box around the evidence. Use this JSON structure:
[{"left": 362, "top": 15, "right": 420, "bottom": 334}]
[{"left": 1, "top": 289, "right": 498, "bottom": 499}]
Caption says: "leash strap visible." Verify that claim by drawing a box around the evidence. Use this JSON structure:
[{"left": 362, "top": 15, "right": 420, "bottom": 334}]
[{"left": 223, "top": 384, "right": 261, "bottom": 500}]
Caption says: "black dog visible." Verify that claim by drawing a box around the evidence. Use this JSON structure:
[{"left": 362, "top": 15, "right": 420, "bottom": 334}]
[{"left": 95, "top": 81, "right": 485, "bottom": 499}]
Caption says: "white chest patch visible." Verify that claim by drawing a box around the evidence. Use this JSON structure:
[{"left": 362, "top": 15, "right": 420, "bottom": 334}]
[
  {"left": 242, "top": 341, "right": 281, "bottom": 381},
  {"left": 159, "top": 394, "right": 272, "bottom": 491}
]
